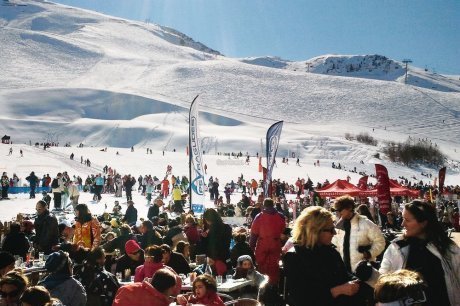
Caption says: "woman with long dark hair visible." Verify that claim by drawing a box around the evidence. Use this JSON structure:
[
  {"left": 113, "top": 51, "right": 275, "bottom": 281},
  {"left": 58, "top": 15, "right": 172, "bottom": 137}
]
[
  {"left": 380, "top": 200, "right": 460, "bottom": 306},
  {"left": 200, "top": 208, "right": 232, "bottom": 275},
  {"left": 73, "top": 204, "right": 101, "bottom": 251}
]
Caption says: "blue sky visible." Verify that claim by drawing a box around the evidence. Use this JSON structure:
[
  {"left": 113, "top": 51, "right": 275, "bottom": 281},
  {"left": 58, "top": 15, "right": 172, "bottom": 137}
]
[{"left": 55, "top": 0, "right": 460, "bottom": 74}]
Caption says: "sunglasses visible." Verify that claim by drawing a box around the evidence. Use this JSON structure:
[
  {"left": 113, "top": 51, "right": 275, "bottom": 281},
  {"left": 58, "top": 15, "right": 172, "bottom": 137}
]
[
  {"left": 1, "top": 290, "right": 19, "bottom": 298},
  {"left": 321, "top": 227, "right": 336, "bottom": 234}
]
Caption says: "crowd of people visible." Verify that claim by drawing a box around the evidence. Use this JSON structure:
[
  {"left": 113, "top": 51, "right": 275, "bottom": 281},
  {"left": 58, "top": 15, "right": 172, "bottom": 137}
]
[{"left": 0, "top": 164, "right": 459, "bottom": 305}]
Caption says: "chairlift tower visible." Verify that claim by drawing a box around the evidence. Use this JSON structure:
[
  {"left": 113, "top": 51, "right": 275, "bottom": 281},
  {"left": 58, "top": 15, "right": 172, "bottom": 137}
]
[{"left": 402, "top": 59, "right": 412, "bottom": 84}]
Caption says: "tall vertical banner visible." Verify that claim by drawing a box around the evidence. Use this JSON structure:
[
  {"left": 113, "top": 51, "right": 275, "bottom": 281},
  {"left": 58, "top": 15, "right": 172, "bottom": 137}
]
[
  {"left": 357, "top": 176, "right": 369, "bottom": 190},
  {"left": 438, "top": 167, "right": 446, "bottom": 194},
  {"left": 375, "top": 164, "right": 391, "bottom": 215},
  {"left": 264, "top": 121, "right": 283, "bottom": 198},
  {"left": 189, "top": 95, "right": 205, "bottom": 213}
]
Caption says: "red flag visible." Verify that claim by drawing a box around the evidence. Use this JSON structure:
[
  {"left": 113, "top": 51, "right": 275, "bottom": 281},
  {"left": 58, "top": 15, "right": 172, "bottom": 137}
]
[
  {"left": 375, "top": 164, "right": 391, "bottom": 215},
  {"left": 358, "top": 176, "right": 369, "bottom": 190},
  {"left": 258, "top": 157, "right": 262, "bottom": 172},
  {"left": 438, "top": 167, "right": 446, "bottom": 193}
]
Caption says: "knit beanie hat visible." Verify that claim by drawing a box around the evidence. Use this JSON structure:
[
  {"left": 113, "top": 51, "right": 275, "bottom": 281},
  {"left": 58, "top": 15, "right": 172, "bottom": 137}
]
[
  {"left": 125, "top": 240, "right": 141, "bottom": 254},
  {"left": 237, "top": 255, "right": 254, "bottom": 267},
  {"left": 45, "top": 251, "right": 69, "bottom": 273},
  {"left": 0, "top": 251, "right": 15, "bottom": 270}
]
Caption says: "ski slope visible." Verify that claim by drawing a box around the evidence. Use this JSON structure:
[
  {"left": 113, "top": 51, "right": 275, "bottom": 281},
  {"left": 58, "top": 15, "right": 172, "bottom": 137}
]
[{"left": 0, "top": 0, "right": 459, "bottom": 208}]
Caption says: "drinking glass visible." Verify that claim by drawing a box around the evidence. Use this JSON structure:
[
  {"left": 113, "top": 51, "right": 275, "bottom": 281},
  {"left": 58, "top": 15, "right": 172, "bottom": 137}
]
[
  {"left": 226, "top": 274, "right": 233, "bottom": 283},
  {"left": 216, "top": 275, "right": 223, "bottom": 285}
]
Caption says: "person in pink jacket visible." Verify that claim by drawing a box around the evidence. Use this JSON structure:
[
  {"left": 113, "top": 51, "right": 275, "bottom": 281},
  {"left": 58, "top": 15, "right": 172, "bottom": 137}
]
[
  {"left": 134, "top": 245, "right": 182, "bottom": 295},
  {"left": 250, "top": 198, "right": 285, "bottom": 285},
  {"left": 113, "top": 268, "right": 176, "bottom": 306}
]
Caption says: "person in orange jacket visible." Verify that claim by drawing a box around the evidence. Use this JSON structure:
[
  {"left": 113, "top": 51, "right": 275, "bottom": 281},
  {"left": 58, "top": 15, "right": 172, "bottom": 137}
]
[{"left": 73, "top": 204, "right": 101, "bottom": 250}]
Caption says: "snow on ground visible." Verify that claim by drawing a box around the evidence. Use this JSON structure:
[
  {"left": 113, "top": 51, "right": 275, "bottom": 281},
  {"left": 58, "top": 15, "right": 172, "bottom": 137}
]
[{"left": 0, "top": 143, "right": 459, "bottom": 221}]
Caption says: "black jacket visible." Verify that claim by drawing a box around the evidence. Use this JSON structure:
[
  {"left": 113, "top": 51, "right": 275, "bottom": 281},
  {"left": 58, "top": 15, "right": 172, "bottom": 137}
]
[
  {"left": 147, "top": 205, "right": 159, "bottom": 221},
  {"left": 138, "top": 230, "right": 162, "bottom": 249},
  {"left": 163, "top": 226, "right": 183, "bottom": 247},
  {"left": 201, "top": 223, "right": 232, "bottom": 262},
  {"left": 115, "top": 253, "right": 144, "bottom": 279},
  {"left": 167, "top": 252, "right": 191, "bottom": 275},
  {"left": 34, "top": 211, "right": 59, "bottom": 255},
  {"left": 122, "top": 205, "right": 137, "bottom": 225},
  {"left": 283, "top": 244, "right": 359, "bottom": 306},
  {"left": 2, "top": 231, "right": 30, "bottom": 260},
  {"left": 74, "top": 261, "right": 120, "bottom": 306},
  {"left": 102, "top": 233, "right": 136, "bottom": 255}
]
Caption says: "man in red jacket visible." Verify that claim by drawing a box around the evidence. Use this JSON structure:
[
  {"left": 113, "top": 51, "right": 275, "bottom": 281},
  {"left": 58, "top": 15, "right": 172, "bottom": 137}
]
[
  {"left": 250, "top": 198, "right": 285, "bottom": 285},
  {"left": 113, "top": 268, "right": 176, "bottom": 306}
]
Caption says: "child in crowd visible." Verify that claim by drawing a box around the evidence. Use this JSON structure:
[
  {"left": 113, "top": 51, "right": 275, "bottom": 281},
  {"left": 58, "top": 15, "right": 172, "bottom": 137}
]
[
  {"left": 176, "top": 274, "right": 225, "bottom": 306},
  {"left": 233, "top": 255, "right": 266, "bottom": 288},
  {"left": 374, "top": 269, "right": 427, "bottom": 306}
]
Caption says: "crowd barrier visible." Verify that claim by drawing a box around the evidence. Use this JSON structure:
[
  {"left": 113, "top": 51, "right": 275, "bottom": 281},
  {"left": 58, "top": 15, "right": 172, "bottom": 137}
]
[
  {"left": 2, "top": 187, "right": 51, "bottom": 194},
  {"left": 1, "top": 186, "right": 84, "bottom": 194}
]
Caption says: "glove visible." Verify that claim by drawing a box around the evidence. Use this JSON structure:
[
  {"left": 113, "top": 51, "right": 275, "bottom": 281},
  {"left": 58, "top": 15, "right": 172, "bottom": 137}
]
[{"left": 355, "top": 260, "right": 373, "bottom": 281}]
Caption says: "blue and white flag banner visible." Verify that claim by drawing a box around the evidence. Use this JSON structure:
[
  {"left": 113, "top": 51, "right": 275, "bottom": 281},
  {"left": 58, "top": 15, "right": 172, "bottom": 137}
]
[
  {"left": 264, "top": 121, "right": 283, "bottom": 198},
  {"left": 189, "top": 96, "right": 206, "bottom": 212}
]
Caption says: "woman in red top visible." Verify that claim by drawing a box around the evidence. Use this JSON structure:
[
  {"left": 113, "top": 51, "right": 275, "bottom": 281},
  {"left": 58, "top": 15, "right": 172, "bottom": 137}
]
[
  {"left": 134, "top": 245, "right": 181, "bottom": 295},
  {"left": 177, "top": 274, "right": 224, "bottom": 306}
]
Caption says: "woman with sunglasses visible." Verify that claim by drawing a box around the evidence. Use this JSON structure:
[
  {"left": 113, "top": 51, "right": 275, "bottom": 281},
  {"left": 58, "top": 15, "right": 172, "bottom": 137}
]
[
  {"left": 380, "top": 200, "right": 460, "bottom": 306},
  {"left": 283, "top": 206, "right": 363, "bottom": 306},
  {"left": 0, "top": 271, "right": 28, "bottom": 306}
]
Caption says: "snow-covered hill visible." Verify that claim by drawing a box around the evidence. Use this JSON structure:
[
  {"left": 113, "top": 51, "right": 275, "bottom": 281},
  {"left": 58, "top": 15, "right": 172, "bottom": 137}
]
[
  {"left": 1, "top": 0, "right": 460, "bottom": 183},
  {"left": 241, "top": 54, "right": 460, "bottom": 93}
]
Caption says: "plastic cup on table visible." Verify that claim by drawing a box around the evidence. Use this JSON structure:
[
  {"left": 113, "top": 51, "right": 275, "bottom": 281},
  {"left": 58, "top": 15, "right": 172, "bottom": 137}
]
[
  {"left": 216, "top": 275, "right": 223, "bottom": 285},
  {"left": 39, "top": 252, "right": 45, "bottom": 263},
  {"left": 226, "top": 274, "right": 233, "bottom": 283}
]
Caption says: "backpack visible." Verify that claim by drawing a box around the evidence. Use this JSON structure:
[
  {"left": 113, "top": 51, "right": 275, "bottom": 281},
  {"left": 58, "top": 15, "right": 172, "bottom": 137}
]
[{"left": 51, "top": 178, "right": 59, "bottom": 189}]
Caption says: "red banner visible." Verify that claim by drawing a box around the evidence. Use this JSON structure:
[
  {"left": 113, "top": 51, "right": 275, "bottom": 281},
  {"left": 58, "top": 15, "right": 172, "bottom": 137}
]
[
  {"left": 438, "top": 167, "right": 446, "bottom": 194},
  {"left": 375, "top": 164, "right": 391, "bottom": 215},
  {"left": 258, "top": 157, "right": 263, "bottom": 172},
  {"left": 358, "top": 176, "right": 368, "bottom": 190}
]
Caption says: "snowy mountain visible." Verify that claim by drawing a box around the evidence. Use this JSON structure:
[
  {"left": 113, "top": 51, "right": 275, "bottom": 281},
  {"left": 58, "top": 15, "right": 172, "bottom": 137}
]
[
  {"left": 1, "top": 0, "right": 460, "bottom": 184},
  {"left": 241, "top": 54, "right": 460, "bottom": 93}
]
